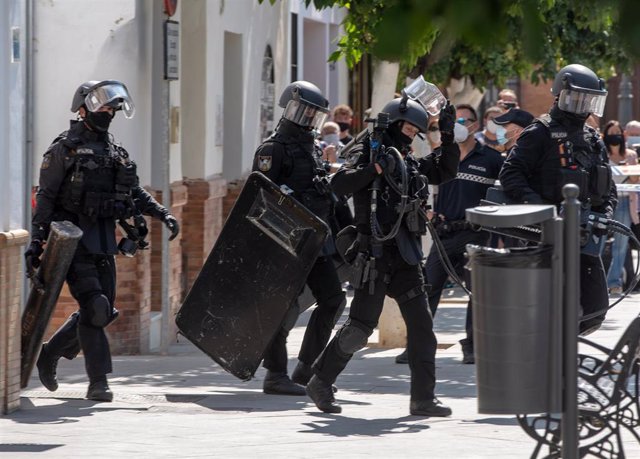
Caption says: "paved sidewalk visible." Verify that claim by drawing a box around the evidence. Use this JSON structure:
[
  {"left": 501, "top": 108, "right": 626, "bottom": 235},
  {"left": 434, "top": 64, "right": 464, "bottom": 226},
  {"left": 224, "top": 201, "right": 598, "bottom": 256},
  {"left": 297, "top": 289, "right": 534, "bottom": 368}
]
[{"left": 2, "top": 287, "right": 639, "bottom": 458}]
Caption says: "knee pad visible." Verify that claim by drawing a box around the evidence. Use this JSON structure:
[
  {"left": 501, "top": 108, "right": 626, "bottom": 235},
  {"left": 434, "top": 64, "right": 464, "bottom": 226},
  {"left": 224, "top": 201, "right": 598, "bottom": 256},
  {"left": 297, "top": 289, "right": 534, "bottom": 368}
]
[
  {"left": 81, "top": 294, "right": 119, "bottom": 327},
  {"left": 336, "top": 319, "right": 371, "bottom": 355}
]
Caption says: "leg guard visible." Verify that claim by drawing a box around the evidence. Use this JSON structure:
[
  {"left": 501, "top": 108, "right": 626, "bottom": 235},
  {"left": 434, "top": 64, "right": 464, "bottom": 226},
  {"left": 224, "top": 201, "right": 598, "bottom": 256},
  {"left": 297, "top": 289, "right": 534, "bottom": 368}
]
[
  {"left": 336, "top": 319, "right": 371, "bottom": 356},
  {"left": 79, "top": 294, "right": 119, "bottom": 328}
]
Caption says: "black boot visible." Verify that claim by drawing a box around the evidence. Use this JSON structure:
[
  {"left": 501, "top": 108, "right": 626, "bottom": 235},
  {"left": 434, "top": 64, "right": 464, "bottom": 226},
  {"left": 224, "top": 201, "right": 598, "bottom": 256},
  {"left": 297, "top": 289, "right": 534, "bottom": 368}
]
[
  {"left": 291, "top": 361, "right": 314, "bottom": 386},
  {"left": 395, "top": 348, "right": 409, "bottom": 364},
  {"left": 292, "top": 362, "right": 339, "bottom": 392},
  {"left": 460, "top": 341, "right": 475, "bottom": 364},
  {"left": 36, "top": 343, "right": 60, "bottom": 392},
  {"left": 410, "top": 398, "right": 452, "bottom": 417},
  {"left": 263, "top": 371, "right": 306, "bottom": 396},
  {"left": 306, "top": 375, "right": 341, "bottom": 413},
  {"left": 86, "top": 377, "right": 113, "bottom": 402}
]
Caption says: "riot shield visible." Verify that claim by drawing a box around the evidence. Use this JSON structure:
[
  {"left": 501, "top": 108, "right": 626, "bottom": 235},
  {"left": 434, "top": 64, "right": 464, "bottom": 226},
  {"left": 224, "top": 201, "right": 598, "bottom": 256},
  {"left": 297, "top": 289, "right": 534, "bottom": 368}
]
[
  {"left": 176, "top": 172, "right": 329, "bottom": 380},
  {"left": 21, "top": 221, "right": 83, "bottom": 388}
]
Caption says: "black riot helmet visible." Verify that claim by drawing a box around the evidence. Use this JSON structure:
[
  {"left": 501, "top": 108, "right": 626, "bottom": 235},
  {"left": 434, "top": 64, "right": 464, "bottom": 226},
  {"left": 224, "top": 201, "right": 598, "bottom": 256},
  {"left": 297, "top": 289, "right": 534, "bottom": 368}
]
[
  {"left": 380, "top": 97, "right": 429, "bottom": 134},
  {"left": 71, "top": 80, "right": 136, "bottom": 118},
  {"left": 278, "top": 80, "right": 329, "bottom": 132},
  {"left": 551, "top": 64, "right": 607, "bottom": 117}
]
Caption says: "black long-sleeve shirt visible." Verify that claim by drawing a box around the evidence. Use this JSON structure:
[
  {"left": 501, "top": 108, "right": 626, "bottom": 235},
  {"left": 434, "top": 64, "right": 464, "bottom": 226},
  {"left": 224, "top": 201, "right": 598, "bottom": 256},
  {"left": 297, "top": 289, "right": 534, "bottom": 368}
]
[{"left": 332, "top": 134, "right": 460, "bottom": 234}]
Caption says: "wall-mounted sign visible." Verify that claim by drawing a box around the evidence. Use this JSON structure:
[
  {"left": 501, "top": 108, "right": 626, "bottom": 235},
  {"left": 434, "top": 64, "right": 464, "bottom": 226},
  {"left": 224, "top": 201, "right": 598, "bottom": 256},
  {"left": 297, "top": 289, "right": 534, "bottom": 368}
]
[
  {"left": 11, "top": 27, "right": 20, "bottom": 63},
  {"left": 164, "top": 20, "right": 179, "bottom": 80}
]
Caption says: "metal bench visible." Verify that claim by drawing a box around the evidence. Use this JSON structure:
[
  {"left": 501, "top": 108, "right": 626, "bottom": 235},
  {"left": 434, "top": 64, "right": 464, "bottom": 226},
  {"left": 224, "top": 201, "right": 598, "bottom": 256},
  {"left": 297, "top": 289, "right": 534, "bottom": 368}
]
[{"left": 517, "top": 316, "right": 640, "bottom": 458}]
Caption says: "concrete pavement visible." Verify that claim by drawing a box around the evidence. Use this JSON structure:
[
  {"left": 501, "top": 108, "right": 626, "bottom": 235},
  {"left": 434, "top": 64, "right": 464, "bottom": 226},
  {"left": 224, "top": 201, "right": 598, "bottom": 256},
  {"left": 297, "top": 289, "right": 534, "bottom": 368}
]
[{"left": 2, "top": 288, "right": 640, "bottom": 458}]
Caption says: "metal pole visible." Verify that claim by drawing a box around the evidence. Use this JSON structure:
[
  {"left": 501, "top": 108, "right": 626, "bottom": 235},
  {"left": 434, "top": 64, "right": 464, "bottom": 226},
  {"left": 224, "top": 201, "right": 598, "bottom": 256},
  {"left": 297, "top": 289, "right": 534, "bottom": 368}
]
[
  {"left": 22, "top": 0, "right": 35, "bottom": 309},
  {"left": 618, "top": 74, "right": 633, "bottom": 127},
  {"left": 561, "top": 184, "right": 580, "bottom": 458}
]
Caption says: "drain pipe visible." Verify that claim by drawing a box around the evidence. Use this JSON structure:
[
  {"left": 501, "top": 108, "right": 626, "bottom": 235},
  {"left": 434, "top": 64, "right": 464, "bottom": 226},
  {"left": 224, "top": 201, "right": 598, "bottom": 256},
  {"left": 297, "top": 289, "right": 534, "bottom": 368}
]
[{"left": 23, "top": 0, "right": 35, "bottom": 307}]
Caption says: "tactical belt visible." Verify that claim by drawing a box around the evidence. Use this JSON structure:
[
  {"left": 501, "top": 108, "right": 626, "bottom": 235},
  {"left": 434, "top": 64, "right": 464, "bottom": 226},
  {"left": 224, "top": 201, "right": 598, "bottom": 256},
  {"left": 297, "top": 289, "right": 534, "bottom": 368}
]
[{"left": 433, "top": 219, "right": 475, "bottom": 236}]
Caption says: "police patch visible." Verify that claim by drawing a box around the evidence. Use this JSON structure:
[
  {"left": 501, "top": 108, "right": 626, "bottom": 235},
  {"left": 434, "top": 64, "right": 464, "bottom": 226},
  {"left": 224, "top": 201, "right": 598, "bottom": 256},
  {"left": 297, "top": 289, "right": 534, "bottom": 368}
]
[
  {"left": 40, "top": 154, "right": 51, "bottom": 170},
  {"left": 258, "top": 155, "right": 272, "bottom": 172}
]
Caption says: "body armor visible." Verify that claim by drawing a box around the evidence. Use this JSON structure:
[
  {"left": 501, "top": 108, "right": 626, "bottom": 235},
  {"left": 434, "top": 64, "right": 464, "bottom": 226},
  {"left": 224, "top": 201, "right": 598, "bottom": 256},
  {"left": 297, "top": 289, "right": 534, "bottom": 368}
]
[
  {"left": 58, "top": 139, "right": 137, "bottom": 221},
  {"left": 268, "top": 129, "right": 334, "bottom": 220},
  {"left": 538, "top": 115, "right": 612, "bottom": 206}
]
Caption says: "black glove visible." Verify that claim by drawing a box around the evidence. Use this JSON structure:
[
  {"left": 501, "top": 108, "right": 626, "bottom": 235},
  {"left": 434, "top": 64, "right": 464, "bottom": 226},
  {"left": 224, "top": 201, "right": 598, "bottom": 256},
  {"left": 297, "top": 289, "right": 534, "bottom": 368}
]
[
  {"left": 163, "top": 215, "right": 180, "bottom": 241},
  {"left": 375, "top": 151, "right": 396, "bottom": 175},
  {"left": 24, "top": 240, "right": 44, "bottom": 277},
  {"left": 438, "top": 100, "right": 456, "bottom": 145}
]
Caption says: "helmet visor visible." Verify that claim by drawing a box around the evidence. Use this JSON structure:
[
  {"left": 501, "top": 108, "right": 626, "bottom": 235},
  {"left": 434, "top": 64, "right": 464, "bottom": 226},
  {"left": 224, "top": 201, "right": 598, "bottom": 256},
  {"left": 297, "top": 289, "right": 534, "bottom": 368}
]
[
  {"left": 85, "top": 83, "right": 135, "bottom": 118},
  {"left": 557, "top": 88, "right": 607, "bottom": 117},
  {"left": 282, "top": 100, "right": 328, "bottom": 132}
]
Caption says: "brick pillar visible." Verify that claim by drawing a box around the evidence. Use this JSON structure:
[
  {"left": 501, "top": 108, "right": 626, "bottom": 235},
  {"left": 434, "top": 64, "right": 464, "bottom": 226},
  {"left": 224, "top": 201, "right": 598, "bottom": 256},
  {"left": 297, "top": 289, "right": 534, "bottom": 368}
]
[
  {"left": 148, "top": 182, "right": 187, "bottom": 341},
  {"left": 0, "top": 229, "right": 29, "bottom": 414},
  {"left": 182, "top": 176, "right": 227, "bottom": 292},
  {"left": 519, "top": 78, "right": 554, "bottom": 118},
  {"left": 109, "top": 246, "right": 152, "bottom": 354},
  {"left": 222, "top": 178, "right": 246, "bottom": 222}
]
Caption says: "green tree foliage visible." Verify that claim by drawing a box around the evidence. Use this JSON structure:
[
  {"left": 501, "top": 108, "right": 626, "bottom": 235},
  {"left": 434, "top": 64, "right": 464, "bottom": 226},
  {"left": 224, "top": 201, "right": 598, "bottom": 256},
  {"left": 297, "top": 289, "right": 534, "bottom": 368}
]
[{"left": 259, "top": 0, "right": 638, "bottom": 88}]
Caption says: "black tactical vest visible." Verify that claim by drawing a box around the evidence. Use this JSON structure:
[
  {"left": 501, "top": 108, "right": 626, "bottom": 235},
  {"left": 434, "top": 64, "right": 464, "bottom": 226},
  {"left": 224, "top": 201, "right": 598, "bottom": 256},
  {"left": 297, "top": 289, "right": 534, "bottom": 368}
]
[
  {"left": 57, "top": 137, "right": 138, "bottom": 221},
  {"left": 268, "top": 130, "right": 332, "bottom": 220},
  {"left": 537, "top": 115, "right": 612, "bottom": 206}
]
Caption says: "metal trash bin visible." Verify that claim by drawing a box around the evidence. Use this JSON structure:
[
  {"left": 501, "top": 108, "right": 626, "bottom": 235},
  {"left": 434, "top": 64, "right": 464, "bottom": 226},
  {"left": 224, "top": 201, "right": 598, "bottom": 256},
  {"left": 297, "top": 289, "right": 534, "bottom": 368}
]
[{"left": 467, "top": 244, "right": 560, "bottom": 414}]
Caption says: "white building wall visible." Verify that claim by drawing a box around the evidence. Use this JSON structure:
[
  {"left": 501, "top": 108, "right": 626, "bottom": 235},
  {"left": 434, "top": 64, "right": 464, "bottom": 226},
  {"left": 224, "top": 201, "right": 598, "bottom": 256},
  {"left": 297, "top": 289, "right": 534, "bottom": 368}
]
[
  {"left": 181, "top": 0, "right": 346, "bottom": 182},
  {"left": 0, "top": 0, "right": 26, "bottom": 232},
  {"left": 30, "top": 0, "right": 347, "bottom": 188},
  {"left": 200, "top": 0, "right": 283, "bottom": 180},
  {"left": 32, "top": 0, "right": 182, "bottom": 188}
]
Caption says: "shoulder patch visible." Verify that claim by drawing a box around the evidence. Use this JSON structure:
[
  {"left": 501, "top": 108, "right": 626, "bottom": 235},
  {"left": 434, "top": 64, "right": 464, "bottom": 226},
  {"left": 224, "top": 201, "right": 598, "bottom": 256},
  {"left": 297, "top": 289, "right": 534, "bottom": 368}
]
[
  {"left": 258, "top": 155, "right": 272, "bottom": 172},
  {"left": 40, "top": 154, "right": 51, "bottom": 170}
]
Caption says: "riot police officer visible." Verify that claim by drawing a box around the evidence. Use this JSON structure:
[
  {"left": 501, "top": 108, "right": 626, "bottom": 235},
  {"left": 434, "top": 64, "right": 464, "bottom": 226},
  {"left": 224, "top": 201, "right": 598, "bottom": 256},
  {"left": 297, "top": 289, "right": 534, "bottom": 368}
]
[
  {"left": 305, "top": 96, "right": 459, "bottom": 416},
  {"left": 499, "top": 64, "right": 616, "bottom": 335},
  {"left": 25, "top": 80, "right": 180, "bottom": 401},
  {"left": 252, "top": 81, "right": 346, "bottom": 395}
]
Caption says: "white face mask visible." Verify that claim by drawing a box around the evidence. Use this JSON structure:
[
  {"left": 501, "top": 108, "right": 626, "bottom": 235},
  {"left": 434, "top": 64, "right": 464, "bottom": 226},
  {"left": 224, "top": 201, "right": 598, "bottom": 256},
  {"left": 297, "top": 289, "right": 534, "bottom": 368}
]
[
  {"left": 454, "top": 123, "right": 469, "bottom": 143},
  {"left": 322, "top": 133, "right": 340, "bottom": 146},
  {"left": 428, "top": 130, "right": 441, "bottom": 145},
  {"left": 486, "top": 119, "right": 498, "bottom": 134}
]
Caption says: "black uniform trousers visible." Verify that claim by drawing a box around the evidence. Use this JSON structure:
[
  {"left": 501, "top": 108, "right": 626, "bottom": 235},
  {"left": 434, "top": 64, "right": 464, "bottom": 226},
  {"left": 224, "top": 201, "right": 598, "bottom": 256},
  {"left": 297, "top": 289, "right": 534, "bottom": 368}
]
[
  {"left": 425, "top": 229, "right": 489, "bottom": 347},
  {"left": 580, "top": 254, "right": 609, "bottom": 332},
  {"left": 44, "top": 244, "right": 115, "bottom": 380},
  {"left": 262, "top": 255, "right": 345, "bottom": 373},
  {"left": 313, "top": 244, "right": 438, "bottom": 402}
]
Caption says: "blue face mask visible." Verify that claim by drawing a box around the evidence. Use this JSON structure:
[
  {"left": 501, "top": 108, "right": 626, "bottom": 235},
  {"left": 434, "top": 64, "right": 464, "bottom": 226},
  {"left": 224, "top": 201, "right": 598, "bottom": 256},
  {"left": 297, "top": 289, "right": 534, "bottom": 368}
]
[
  {"left": 495, "top": 125, "right": 508, "bottom": 145},
  {"left": 627, "top": 136, "right": 640, "bottom": 149}
]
